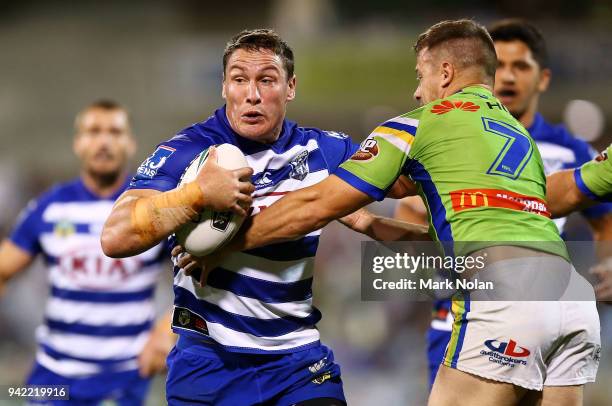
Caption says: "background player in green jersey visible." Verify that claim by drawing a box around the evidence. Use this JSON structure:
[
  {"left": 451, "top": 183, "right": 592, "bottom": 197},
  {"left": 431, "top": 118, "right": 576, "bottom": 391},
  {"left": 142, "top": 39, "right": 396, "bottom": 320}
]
[{"left": 195, "top": 19, "right": 600, "bottom": 406}]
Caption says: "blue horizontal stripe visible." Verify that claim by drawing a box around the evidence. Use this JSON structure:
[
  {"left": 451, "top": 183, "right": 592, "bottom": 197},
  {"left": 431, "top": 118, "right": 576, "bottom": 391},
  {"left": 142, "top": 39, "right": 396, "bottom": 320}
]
[
  {"left": 40, "top": 343, "right": 137, "bottom": 365},
  {"left": 207, "top": 268, "right": 313, "bottom": 303},
  {"left": 50, "top": 286, "right": 155, "bottom": 303},
  {"left": 244, "top": 236, "right": 319, "bottom": 261},
  {"left": 174, "top": 286, "right": 321, "bottom": 337},
  {"left": 333, "top": 169, "right": 386, "bottom": 201},
  {"left": 382, "top": 120, "right": 417, "bottom": 136},
  {"left": 45, "top": 318, "right": 152, "bottom": 337},
  {"left": 574, "top": 168, "right": 603, "bottom": 201},
  {"left": 41, "top": 222, "right": 90, "bottom": 234}
]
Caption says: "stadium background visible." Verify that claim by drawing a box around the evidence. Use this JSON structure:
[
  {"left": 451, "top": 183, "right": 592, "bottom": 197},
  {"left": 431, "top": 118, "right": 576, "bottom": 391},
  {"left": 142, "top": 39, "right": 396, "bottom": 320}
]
[{"left": 0, "top": 0, "right": 610, "bottom": 404}]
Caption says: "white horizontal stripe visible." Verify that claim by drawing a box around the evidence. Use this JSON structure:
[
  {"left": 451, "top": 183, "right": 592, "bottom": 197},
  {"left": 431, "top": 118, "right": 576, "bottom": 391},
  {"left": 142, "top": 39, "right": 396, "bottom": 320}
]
[
  {"left": 174, "top": 270, "right": 314, "bottom": 320},
  {"left": 37, "top": 326, "right": 150, "bottom": 360},
  {"left": 40, "top": 233, "right": 164, "bottom": 263},
  {"left": 246, "top": 139, "right": 320, "bottom": 174},
  {"left": 220, "top": 252, "right": 315, "bottom": 283},
  {"left": 390, "top": 116, "right": 420, "bottom": 128},
  {"left": 43, "top": 201, "right": 114, "bottom": 223},
  {"left": 36, "top": 350, "right": 101, "bottom": 377},
  {"left": 537, "top": 141, "right": 577, "bottom": 165},
  {"left": 48, "top": 263, "right": 161, "bottom": 292},
  {"left": 45, "top": 298, "right": 156, "bottom": 326},
  {"left": 253, "top": 169, "right": 329, "bottom": 201},
  {"left": 36, "top": 350, "right": 138, "bottom": 378},
  {"left": 371, "top": 132, "right": 411, "bottom": 153},
  {"left": 201, "top": 321, "right": 320, "bottom": 351}
]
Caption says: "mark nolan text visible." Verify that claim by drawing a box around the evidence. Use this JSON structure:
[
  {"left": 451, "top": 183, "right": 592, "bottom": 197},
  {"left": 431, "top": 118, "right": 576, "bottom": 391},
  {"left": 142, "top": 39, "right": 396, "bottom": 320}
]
[{"left": 373, "top": 278, "right": 494, "bottom": 290}]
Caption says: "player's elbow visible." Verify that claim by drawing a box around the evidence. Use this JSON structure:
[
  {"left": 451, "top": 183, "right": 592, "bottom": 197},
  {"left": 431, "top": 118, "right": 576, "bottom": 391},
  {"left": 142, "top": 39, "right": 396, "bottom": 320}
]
[
  {"left": 101, "top": 225, "right": 136, "bottom": 258},
  {"left": 100, "top": 227, "right": 122, "bottom": 258}
]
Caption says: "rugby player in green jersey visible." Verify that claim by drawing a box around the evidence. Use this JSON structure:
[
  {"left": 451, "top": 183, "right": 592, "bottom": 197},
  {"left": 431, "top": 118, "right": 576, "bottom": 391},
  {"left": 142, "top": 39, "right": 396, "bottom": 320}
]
[{"left": 199, "top": 20, "right": 601, "bottom": 405}]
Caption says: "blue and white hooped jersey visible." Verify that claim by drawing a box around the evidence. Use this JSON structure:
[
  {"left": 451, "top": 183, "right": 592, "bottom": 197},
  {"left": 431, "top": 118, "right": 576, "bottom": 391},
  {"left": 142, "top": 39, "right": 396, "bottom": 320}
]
[
  {"left": 129, "top": 106, "right": 357, "bottom": 354},
  {"left": 10, "top": 178, "right": 166, "bottom": 377}
]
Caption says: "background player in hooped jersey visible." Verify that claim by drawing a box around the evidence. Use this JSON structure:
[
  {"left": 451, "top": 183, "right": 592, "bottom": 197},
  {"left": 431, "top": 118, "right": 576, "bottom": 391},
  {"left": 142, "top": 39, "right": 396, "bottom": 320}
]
[
  {"left": 102, "top": 29, "right": 359, "bottom": 405},
  {"left": 0, "top": 100, "right": 176, "bottom": 405},
  {"left": 394, "top": 19, "right": 612, "bottom": 387},
  {"left": 209, "top": 20, "right": 601, "bottom": 406}
]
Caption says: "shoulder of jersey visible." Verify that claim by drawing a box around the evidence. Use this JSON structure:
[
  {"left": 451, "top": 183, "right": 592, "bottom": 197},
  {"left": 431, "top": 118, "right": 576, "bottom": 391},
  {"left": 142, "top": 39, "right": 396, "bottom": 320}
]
[{"left": 302, "top": 127, "right": 351, "bottom": 141}]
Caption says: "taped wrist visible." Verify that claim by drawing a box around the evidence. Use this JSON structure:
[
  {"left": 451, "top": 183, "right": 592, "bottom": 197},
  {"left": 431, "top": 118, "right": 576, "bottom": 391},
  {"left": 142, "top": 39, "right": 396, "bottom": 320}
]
[{"left": 131, "top": 182, "right": 205, "bottom": 243}]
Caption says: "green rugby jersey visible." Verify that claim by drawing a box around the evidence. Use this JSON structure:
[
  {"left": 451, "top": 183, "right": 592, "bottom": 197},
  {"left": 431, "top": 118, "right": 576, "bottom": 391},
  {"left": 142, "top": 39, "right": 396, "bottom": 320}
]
[{"left": 336, "top": 85, "right": 567, "bottom": 258}]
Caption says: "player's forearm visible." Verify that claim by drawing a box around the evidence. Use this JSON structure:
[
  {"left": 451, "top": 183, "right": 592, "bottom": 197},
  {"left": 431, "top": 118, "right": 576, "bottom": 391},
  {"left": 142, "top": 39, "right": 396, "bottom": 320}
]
[
  {"left": 102, "top": 184, "right": 204, "bottom": 257},
  {"left": 366, "top": 215, "right": 431, "bottom": 241},
  {"left": 340, "top": 209, "right": 430, "bottom": 241},
  {"left": 546, "top": 169, "right": 592, "bottom": 218},
  {"left": 0, "top": 241, "right": 34, "bottom": 294},
  {"left": 232, "top": 188, "right": 337, "bottom": 251}
]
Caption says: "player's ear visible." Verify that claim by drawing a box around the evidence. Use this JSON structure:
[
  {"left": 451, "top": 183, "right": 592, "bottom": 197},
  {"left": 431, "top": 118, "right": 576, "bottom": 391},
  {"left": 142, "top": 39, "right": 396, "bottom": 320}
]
[
  {"left": 73, "top": 134, "right": 84, "bottom": 159},
  {"left": 126, "top": 134, "right": 137, "bottom": 159},
  {"left": 221, "top": 79, "right": 227, "bottom": 100},
  {"left": 440, "top": 61, "right": 454, "bottom": 89},
  {"left": 538, "top": 68, "right": 551, "bottom": 92},
  {"left": 287, "top": 75, "right": 296, "bottom": 102}
]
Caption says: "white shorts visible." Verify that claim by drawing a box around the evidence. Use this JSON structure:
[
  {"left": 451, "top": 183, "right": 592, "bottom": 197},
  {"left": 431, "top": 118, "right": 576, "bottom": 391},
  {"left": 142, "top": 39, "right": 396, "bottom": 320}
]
[{"left": 442, "top": 257, "right": 601, "bottom": 391}]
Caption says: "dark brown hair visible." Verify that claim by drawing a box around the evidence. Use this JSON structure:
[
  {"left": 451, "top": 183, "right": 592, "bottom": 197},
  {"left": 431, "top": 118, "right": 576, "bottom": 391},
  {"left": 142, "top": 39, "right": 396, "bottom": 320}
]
[
  {"left": 414, "top": 19, "right": 497, "bottom": 79},
  {"left": 223, "top": 29, "right": 294, "bottom": 79},
  {"left": 74, "top": 99, "right": 130, "bottom": 132},
  {"left": 489, "top": 19, "right": 549, "bottom": 69}
]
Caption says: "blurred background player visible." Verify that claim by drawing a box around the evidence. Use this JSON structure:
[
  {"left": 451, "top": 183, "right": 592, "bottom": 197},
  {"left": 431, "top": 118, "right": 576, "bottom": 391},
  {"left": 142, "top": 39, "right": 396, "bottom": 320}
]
[
  {"left": 0, "top": 100, "right": 174, "bottom": 405},
  {"left": 102, "top": 29, "right": 358, "bottom": 405},
  {"left": 394, "top": 19, "right": 612, "bottom": 387}
]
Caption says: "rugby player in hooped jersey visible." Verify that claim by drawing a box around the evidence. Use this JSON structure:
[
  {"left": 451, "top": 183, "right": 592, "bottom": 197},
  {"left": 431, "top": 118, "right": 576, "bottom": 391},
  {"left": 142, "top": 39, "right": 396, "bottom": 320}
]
[
  {"left": 0, "top": 101, "right": 175, "bottom": 405},
  {"left": 102, "top": 29, "right": 367, "bottom": 405},
  {"left": 206, "top": 20, "right": 601, "bottom": 406}
]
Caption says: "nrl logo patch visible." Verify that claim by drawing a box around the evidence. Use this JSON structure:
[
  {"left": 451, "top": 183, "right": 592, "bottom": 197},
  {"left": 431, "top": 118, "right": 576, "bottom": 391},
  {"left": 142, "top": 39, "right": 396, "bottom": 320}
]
[
  {"left": 178, "top": 310, "right": 191, "bottom": 326},
  {"left": 289, "top": 150, "right": 309, "bottom": 181}
]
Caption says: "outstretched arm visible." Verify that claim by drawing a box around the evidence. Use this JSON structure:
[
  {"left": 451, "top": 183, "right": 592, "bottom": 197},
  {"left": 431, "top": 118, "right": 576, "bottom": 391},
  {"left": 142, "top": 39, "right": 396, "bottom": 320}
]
[
  {"left": 338, "top": 208, "right": 430, "bottom": 241},
  {"left": 546, "top": 169, "right": 595, "bottom": 218},
  {"left": 230, "top": 175, "right": 374, "bottom": 251}
]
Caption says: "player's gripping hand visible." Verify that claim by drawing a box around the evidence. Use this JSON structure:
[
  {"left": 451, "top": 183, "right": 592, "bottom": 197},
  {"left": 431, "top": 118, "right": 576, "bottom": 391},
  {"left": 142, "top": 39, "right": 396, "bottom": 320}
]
[
  {"left": 171, "top": 245, "right": 224, "bottom": 286},
  {"left": 195, "top": 146, "right": 255, "bottom": 216}
]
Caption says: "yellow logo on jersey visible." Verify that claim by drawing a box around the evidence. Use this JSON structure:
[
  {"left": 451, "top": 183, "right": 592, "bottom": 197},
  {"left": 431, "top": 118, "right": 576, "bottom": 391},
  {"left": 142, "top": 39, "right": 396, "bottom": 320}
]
[{"left": 54, "top": 220, "right": 75, "bottom": 237}]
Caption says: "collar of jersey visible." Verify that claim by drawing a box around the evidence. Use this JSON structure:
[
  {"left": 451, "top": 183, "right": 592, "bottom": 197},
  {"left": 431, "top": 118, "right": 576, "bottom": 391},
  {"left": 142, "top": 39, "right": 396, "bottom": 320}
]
[
  {"left": 527, "top": 113, "right": 546, "bottom": 140},
  {"left": 216, "top": 105, "right": 298, "bottom": 155},
  {"left": 458, "top": 85, "right": 494, "bottom": 98},
  {"left": 77, "top": 175, "right": 131, "bottom": 201}
]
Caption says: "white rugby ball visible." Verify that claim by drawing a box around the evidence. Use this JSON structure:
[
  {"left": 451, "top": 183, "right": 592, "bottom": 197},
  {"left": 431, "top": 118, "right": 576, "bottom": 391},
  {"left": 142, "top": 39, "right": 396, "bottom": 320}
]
[{"left": 175, "top": 144, "right": 249, "bottom": 256}]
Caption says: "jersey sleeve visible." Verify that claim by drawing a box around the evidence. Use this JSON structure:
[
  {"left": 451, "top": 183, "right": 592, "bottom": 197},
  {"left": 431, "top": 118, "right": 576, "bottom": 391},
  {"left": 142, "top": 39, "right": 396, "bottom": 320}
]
[
  {"left": 574, "top": 144, "right": 612, "bottom": 202},
  {"left": 335, "top": 115, "right": 418, "bottom": 201},
  {"left": 9, "top": 196, "right": 46, "bottom": 255},
  {"left": 128, "top": 131, "right": 214, "bottom": 193},
  {"left": 569, "top": 140, "right": 612, "bottom": 216},
  {"left": 315, "top": 130, "right": 359, "bottom": 173}
]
